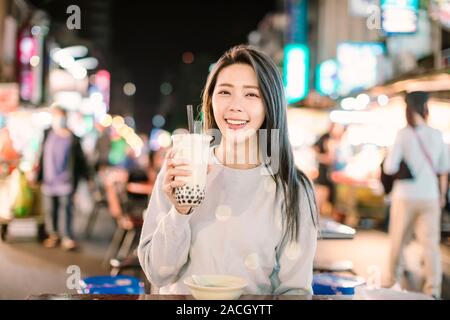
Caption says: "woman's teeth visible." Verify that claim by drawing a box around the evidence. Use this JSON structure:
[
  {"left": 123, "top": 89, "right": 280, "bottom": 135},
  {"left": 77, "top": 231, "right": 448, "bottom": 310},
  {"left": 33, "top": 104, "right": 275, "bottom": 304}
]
[
  {"left": 226, "top": 119, "right": 247, "bottom": 125},
  {"left": 225, "top": 119, "right": 248, "bottom": 130}
]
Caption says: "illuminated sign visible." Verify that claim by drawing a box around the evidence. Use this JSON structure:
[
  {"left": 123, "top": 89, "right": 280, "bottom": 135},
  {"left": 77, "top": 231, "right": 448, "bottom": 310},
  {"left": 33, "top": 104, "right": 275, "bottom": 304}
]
[
  {"left": 287, "top": 0, "right": 308, "bottom": 44},
  {"left": 350, "top": 0, "right": 378, "bottom": 17},
  {"left": 337, "top": 42, "right": 385, "bottom": 95},
  {"left": 93, "top": 70, "right": 111, "bottom": 109},
  {"left": 283, "top": 44, "right": 309, "bottom": 104},
  {"left": 381, "top": 0, "right": 419, "bottom": 34},
  {"left": 316, "top": 59, "right": 338, "bottom": 96}
]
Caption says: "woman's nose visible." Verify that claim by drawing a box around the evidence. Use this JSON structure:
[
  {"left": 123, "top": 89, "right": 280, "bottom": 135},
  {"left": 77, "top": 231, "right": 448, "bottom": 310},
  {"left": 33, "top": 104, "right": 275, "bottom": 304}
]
[{"left": 227, "top": 96, "right": 244, "bottom": 113}]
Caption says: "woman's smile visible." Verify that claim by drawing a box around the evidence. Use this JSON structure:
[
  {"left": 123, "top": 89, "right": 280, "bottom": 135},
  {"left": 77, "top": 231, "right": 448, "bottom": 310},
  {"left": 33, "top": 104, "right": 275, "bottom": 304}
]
[{"left": 225, "top": 118, "right": 249, "bottom": 130}]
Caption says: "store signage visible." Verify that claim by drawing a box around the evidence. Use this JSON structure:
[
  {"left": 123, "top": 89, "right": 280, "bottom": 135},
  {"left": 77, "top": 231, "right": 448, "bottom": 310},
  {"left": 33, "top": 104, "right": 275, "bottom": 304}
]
[
  {"left": 93, "top": 70, "right": 111, "bottom": 109},
  {"left": 317, "top": 59, "right": 339, "bottom": 96},
  {"left": 381, "top": 0, "right": 419, "bottom": 34},
  {"left": 350, "top": 0, "right": 378, "bottom": 17},
  {"left": 287, "top": 0, "right": 308, "bottom": 44},
  {"left": 337, "top": 42, "right": 385, "bottom": 95},
  {"left": 283, "top": 44, "right": 309, "bottom": 104}
]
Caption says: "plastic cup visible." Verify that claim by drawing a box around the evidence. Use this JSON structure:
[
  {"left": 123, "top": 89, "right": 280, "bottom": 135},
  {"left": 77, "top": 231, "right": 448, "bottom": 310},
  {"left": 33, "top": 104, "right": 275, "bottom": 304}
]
[{"left": 171, "top": 133, "right": 212, "bottom": 207}]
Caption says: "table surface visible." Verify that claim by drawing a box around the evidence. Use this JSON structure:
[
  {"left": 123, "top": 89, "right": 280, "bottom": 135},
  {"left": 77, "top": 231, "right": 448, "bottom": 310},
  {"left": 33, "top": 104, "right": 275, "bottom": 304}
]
[{"left": 27, "top": 294, "right": 354, "bottom": 300}]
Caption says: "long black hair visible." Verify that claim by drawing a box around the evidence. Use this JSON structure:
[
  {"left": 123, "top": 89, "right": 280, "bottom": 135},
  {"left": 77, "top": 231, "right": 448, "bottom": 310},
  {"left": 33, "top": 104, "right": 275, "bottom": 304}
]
[
  {"left": 405, "top": 91, "right": 429, "bottom": 127},
  {"left": 201, "top": 45, "right": 318, "bottom": 242}
]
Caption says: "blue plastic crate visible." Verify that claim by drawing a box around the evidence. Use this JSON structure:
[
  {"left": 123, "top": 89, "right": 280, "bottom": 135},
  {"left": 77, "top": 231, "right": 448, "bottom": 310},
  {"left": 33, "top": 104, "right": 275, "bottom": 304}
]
[
  {"left": 79, "top": 275, "right": 145, "bottom": 294},
  {"left": 313, "top": 273, "right": 365, "bottom": 295}
]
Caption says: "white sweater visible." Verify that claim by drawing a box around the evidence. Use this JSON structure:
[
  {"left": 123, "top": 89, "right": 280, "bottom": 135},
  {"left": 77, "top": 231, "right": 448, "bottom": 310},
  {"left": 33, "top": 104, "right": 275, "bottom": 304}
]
[
  {"left": 384, "top": 125, "right": 449, "bottom": 200},
  {"left": 138, "top": 147, "right": 318, "bottom": 295}
]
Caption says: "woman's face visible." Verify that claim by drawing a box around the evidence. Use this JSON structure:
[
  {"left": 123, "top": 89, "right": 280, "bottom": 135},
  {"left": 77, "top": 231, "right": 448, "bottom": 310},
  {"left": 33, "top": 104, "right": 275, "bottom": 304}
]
[{"left": 211, "top": 63, "right": 265, "bottom": 144}]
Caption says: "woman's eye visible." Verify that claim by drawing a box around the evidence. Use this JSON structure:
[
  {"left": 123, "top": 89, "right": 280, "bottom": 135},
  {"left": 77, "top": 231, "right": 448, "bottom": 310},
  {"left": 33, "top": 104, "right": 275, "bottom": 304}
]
[
  {"left": 217, "top": 90, "right": 230, "bottom": 95},
  {"left": 246, "top": 92, "right": 260, "bottom": 98}
]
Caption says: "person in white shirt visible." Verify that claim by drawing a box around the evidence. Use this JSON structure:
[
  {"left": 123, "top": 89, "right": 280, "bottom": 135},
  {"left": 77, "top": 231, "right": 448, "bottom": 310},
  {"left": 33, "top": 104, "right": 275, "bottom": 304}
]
[
  {"left": 138, "top": 45, "right": 319, "bottom": 295},
  {"left": 384, "top": 91, "right": 449, "bottom": 298}
]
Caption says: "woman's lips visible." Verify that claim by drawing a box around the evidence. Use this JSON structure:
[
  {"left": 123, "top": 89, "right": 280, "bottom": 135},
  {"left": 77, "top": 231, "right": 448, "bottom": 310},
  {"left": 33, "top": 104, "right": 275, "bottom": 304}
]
[{"left": 225, "top": 118, "right": 249, "bottom": 130}]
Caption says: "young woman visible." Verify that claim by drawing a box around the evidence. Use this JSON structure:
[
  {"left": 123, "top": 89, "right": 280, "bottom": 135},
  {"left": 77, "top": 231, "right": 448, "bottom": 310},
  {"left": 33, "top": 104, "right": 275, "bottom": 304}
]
[
  {"left": 384, "top": 91, "right": 449, "bottom": 298},
  {"left": 138, "top": 45, "right": 318, "bottom": 295}
]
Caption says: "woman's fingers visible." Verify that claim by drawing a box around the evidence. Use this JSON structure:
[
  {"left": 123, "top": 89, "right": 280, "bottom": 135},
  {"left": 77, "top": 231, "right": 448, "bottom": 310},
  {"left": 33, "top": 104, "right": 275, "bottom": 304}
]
[
  {"left": 163, "top": 183, "right": 173, "bottom": 194},
  {"left": 163, "top": 168, "right": 191, "bottom": 186},
  {"left": 167, "top": 168, "right": 191, "bottom": 177},
  {"left": 169, "top": 180, "right": 186, "bottom": 188},
  {"left": 163, "top": 181, "right": 186, "bottom": 195},
  {"left": 165, "top": 149, "right": 176, "bottom": 167},
  {"left": 166, "top": 157, "right": 189, "bottom": 170}
]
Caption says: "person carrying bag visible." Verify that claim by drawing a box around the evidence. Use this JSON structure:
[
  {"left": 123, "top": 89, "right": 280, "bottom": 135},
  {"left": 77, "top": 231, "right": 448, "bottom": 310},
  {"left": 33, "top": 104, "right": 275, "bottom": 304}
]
[
  {"left": 383, "top": 91, "right": 449, "bottom": 299},
  {"left": 380, "top": 158, "right": 413, "bottom": 195}
]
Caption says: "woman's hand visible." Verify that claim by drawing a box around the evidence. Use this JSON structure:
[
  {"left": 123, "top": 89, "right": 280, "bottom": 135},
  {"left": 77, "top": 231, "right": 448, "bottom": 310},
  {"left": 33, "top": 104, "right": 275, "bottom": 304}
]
[{"left": 163, "top": 150, "right": 192, "bottom": 215}]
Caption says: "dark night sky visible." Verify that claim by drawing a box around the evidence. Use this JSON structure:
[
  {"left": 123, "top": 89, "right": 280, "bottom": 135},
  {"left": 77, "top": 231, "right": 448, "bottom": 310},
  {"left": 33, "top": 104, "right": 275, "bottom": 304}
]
[{"left": 27, "top": 0, "right": 278, "bottom": 133}]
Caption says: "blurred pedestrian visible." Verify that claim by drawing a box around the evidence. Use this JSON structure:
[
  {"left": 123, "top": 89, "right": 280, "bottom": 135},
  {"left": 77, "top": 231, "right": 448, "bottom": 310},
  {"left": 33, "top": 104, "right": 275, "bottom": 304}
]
[
  {"left": 383, "top": 91, "right": 449, "bottom": 298},
  {"left": 313, "top": 123, "right": 345, "bottom": 218},
  {"left": 37, "top": 106, "right": 90, "bottom": 250},
  {"left": 93, "top": 122, "right": 111, "bottom": 173}
]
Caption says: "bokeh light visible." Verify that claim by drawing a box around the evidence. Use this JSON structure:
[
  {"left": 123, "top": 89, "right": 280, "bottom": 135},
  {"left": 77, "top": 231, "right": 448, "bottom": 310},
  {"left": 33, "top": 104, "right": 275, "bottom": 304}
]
[
  {"left": 100, "top": 114, "right": 113, "bottom": 127},
  {"left": 123, "top": 82, "right": 136, "bottom": 96},
  {"left": 182, "top": 51, "right": 194, "bottom": 64},
  {"left": 152, "top": 114, "right": 166, "bottom": 128},
  {"left": 160, "top": 82, "right": 173, "bottom": 96}
]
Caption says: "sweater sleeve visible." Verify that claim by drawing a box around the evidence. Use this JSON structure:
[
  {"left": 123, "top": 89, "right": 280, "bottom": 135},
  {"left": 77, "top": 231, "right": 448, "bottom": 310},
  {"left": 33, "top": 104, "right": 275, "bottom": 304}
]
[
  {"left": 273, "top": 175, "right": 318, "bottom": 295},
  {"left": 138, "top": 160, "right": 193, "bottom": 288}
]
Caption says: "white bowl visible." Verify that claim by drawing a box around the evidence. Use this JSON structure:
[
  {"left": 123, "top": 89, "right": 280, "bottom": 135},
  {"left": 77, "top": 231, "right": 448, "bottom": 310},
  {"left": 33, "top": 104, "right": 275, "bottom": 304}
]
[{"left": 184, "top": 275, "right": 248, "bottom": 300}]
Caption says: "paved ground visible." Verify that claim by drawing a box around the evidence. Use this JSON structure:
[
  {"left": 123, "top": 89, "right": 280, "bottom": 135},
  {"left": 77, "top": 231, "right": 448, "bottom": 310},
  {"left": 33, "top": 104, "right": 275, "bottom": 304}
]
[
  {"left": 317, "top": 229, "right": 450, "bottom": 298},
  {"left": 0, "top": 204, "right": 115, "bottom": 299},
  {"left": 1, "top": 202, "right": 449, "bottom": 299}
]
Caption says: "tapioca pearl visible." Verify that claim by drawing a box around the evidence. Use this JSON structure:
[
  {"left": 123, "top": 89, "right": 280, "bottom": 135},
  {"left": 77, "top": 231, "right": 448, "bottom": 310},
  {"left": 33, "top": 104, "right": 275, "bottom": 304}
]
[
  {"left": 285, "top": 242, "right": 301, "bottom": 260},
  {"left": 158, "top": 266, "right": 175, "bottom": 278},
  {"left": 215, "top": 205, "right": 232, "bottom": 221},
  {"left": 244, "top": 253, "right": 259, "bottom": 270}
]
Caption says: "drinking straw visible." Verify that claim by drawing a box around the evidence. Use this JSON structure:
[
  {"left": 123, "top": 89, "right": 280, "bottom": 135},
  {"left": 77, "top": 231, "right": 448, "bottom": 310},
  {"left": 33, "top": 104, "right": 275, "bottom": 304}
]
[
  {"left": 194, "top": 121, "right": 202, "bottom": 134},
  {"left": 187, "top": 105, "right": 194, "bottom": 133}
]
